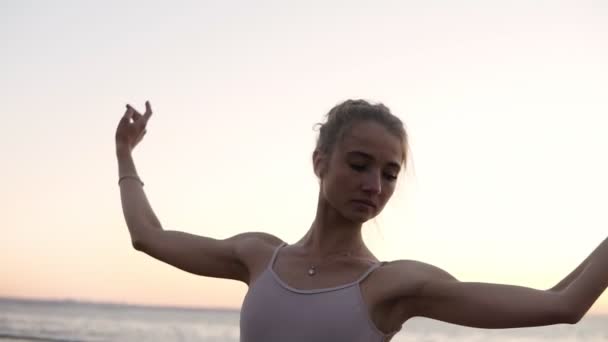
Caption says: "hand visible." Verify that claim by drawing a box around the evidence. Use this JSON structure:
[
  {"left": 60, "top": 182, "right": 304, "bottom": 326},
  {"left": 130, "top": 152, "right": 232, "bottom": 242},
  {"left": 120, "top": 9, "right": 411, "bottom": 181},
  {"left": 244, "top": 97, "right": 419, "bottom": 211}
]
[{"left": 115, "top": 101, "right": 153, "bottom": 155}]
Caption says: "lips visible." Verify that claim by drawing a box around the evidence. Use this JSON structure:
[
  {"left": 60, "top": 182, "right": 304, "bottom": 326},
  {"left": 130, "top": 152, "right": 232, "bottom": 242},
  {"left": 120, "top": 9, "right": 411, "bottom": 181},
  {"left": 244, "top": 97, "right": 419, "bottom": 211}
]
[{"left": 352, "top": 199, "right": 376, "bottom": 209}]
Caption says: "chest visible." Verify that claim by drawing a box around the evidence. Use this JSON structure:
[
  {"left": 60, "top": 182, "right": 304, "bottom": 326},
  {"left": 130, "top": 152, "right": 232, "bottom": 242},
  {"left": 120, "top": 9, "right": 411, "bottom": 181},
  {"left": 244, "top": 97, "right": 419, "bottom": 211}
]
[
  {"left": 240, "top": 269, "right": 388, "bottom": 342},
  {"left": 272, "top": 252, "right": 378, "bottom": 289}
]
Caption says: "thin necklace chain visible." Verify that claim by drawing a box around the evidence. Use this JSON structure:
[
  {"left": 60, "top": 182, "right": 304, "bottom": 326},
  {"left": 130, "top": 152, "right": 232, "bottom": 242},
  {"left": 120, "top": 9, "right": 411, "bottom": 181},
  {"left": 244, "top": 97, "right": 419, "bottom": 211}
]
[{"left": 306, "top": 251, "right": 373, "bottom": 276}]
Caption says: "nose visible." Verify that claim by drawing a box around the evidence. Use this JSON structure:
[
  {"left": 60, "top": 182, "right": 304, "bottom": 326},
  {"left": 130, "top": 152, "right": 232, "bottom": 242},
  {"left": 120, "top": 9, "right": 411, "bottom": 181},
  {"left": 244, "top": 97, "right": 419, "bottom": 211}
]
[{"left": 361, "top": 170, "right": 382, "bottom": 194}]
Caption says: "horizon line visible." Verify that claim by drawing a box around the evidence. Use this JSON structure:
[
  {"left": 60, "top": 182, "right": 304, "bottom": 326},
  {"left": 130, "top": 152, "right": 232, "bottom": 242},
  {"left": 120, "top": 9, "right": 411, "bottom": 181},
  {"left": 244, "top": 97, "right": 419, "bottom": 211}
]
[
  {"left": 2, "top": 295, "right": 607, "bottom": 317},
  {"left": 0, "top": 295, "right": 239, "bottom": 313}
]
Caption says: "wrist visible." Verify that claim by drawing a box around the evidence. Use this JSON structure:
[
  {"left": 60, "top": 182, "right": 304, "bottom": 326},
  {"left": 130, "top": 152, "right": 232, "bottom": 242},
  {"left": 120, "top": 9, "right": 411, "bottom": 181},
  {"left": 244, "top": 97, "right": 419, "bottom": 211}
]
[
  {"left": 118, "top": 174, "right": 144, "bottom": 186},
  {"left": 116, "top": 145, "right": 132, "bottom": 159}
]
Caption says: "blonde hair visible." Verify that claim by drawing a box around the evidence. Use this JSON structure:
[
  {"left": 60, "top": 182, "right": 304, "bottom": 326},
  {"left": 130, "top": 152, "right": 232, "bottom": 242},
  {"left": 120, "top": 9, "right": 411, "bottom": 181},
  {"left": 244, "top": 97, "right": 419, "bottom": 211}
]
[{"left": 314, "top": 99, "right": 408, "bottom": 167}]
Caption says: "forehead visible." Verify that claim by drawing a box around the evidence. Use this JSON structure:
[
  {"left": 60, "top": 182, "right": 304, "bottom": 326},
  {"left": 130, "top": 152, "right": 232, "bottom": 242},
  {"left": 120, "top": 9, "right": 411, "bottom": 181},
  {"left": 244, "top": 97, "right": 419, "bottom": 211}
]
[{"left": 336, "top": 121, "right": 403, "bottom": 167}]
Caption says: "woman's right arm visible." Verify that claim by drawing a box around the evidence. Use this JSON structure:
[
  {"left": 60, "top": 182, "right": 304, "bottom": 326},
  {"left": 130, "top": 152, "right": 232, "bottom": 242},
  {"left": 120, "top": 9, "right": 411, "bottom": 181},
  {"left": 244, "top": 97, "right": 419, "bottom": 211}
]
[{"left": 115, "top": 102, "right": 277, "bottom": 283}]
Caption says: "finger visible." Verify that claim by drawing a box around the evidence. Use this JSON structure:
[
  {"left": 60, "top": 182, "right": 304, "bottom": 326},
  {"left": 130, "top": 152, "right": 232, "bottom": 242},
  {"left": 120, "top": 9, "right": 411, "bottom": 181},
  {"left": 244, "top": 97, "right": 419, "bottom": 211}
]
[
  {"left": 124, "top": 105, "right": 133, "bottom": 119},
  {"left": 127, "top": 104, "right": 143, "bottom": 122},
  {"left": 120, "top": 105, "right": 134, "bottom": 125},
  {"left": 144, "top": 101, "right": 153, "bottom": 121}
]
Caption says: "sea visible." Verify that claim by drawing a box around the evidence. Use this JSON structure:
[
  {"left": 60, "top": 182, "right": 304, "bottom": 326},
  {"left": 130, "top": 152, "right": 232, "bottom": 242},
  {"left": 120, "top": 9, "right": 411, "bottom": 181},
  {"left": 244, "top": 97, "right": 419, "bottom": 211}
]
[{"left": 0, "top": 298, "right": 606, "bottom": 342}]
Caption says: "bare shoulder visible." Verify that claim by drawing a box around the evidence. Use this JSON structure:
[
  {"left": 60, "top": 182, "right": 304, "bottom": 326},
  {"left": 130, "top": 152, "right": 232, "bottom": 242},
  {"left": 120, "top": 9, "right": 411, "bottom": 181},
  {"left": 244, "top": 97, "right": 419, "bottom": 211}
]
[
  {"left": 231, "top": 232, "right": 284, "bottom": 283},
  {"left": 362, "top": 259, "right": 457, "bottom": 330},
  {"left": 232, "top": 232, "right": 283, "bottom": 252},
  {"left": 388, "top": 259, "right": 456, "bottom": 282},
  {"left": 369, "top": 259, "right": 457, "bottom": 299}
]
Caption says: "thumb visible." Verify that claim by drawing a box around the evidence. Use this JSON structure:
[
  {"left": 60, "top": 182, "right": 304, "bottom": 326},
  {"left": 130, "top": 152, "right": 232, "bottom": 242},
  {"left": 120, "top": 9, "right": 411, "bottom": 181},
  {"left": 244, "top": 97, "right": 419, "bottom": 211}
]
[{"left": 143, "top": 100, "right": 153, "bottom": 122}]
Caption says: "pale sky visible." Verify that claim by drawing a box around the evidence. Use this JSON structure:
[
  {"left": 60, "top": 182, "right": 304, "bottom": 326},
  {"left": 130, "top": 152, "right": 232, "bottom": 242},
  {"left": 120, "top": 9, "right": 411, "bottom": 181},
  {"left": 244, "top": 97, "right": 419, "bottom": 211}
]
[{"left": 1, "top": 0, "right": 608, "bottom": 314}]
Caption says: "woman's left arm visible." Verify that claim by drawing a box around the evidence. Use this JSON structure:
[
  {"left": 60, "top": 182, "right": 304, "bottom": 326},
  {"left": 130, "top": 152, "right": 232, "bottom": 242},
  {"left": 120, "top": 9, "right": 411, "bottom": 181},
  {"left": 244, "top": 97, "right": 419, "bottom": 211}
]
[
  {"left": 556, "top": 236, "right": 608, "bottom": 319},
  {"left": 403, "top": 236, "right": 608, "bottom": 329}
]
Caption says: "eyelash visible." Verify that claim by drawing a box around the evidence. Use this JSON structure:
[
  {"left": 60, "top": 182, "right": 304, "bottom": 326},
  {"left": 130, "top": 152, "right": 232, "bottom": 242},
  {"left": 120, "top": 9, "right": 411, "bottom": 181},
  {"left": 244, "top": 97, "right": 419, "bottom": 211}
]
[{"left": 350, "top": 164, "right": 397, "bottom": 181}]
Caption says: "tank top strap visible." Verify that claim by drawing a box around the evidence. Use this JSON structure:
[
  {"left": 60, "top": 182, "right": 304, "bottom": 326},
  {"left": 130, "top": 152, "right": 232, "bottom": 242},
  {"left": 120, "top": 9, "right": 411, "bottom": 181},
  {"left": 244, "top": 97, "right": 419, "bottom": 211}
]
[
  {"left": 354, "top": 260, "right": 385, "bottom": 284},
  {"left": 267, "top": 242, "right": 287, "bottom": 270}
]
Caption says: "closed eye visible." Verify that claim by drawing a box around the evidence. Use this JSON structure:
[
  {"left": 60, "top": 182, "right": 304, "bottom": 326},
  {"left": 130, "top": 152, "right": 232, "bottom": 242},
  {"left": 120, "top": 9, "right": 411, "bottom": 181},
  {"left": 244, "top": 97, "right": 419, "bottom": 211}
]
[
  {"left": 350, "top": 164, "right": 366, "bottom": 172},
  {"left": 384, "top": 174, "right": 398, "bottom": 181},
  {"left": 350, "top": 164, "right": 397, "bottom": 182}
]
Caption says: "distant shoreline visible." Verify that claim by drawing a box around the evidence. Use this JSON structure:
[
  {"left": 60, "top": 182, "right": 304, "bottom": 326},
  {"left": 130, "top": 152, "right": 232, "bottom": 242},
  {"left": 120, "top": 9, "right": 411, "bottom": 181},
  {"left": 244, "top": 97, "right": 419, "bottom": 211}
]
[
  {"left": 0, "top": 296, "right": 239, "bottom": 314},
  {"left": 2, "top": 295, "right": 607, "bottom": 318}
]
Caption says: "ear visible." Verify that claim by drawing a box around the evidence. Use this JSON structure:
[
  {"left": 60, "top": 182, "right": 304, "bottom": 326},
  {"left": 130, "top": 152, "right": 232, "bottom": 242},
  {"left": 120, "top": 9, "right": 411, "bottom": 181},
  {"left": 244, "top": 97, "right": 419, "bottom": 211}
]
[{"left": 312, "top": 149, "right": 328, "bottom": 179}]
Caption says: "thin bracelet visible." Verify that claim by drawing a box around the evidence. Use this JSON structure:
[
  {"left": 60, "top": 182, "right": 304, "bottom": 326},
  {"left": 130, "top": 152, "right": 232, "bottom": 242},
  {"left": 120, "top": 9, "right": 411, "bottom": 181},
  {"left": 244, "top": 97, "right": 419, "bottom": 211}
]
[{"left": 118, "top": 175, "right": 144, "bottom": 186}]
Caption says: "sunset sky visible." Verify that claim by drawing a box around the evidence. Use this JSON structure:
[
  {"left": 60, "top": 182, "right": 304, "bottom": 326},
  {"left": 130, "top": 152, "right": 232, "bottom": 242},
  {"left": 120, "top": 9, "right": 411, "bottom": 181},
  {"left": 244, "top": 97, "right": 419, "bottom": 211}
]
[{"left": 2, "top": 1, "right": 608, "bottom": 314}]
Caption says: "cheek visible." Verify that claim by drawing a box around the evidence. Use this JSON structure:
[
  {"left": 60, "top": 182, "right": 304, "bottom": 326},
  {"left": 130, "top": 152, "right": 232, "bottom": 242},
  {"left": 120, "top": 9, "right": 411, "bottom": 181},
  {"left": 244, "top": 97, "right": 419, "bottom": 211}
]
[
  {"left": 380, "top": 182, "right": 397, "bottom": 200},
  {"left": 327, "top": 174, "right": 350, "bottom": 195},
  {"left": 329, "top": 166, "right": 356, "bottom": 185},
  {"left": 323, "top": 171, "right": 354, "bottom": 200}
]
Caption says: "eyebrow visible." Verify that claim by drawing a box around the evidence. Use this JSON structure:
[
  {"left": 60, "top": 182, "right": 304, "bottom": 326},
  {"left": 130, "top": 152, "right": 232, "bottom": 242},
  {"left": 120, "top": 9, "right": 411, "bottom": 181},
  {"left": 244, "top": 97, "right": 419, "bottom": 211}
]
[{"left": 346, "top": 151, "right": 401, "bottom": 170}]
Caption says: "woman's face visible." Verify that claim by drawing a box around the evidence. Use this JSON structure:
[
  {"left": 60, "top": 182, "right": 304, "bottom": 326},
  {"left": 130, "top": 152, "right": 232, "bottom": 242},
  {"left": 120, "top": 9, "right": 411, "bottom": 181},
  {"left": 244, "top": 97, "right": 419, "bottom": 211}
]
[{"left": 315, "top": 120, "right": 404, "bottom": 223}]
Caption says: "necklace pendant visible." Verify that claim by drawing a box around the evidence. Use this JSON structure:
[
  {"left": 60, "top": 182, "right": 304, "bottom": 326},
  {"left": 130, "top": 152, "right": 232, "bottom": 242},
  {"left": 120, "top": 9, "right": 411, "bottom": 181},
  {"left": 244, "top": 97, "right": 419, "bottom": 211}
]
[{"left": 308, "top": 266, "right": 316, "bottom": 276}]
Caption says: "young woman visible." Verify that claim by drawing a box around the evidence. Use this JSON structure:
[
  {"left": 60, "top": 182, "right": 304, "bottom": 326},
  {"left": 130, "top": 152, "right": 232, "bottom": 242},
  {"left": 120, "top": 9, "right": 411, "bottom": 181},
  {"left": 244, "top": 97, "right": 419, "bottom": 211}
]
[{"left": 115, "top": 100, "right": 608, "bottom": 342}]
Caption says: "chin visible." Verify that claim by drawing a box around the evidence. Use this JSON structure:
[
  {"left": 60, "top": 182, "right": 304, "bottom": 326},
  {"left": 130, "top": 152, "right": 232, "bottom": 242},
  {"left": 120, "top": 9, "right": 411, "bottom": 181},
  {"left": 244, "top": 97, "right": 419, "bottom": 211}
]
[{"left": 343, "top": 210, "right": 376, "bottom": 224}]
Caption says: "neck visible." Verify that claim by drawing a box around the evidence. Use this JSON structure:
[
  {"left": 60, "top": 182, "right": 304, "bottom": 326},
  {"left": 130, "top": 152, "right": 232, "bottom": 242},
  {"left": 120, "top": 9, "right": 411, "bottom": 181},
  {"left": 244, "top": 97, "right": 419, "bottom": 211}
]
[{"left": 296, "top": 191, "right": 366, "bottom": 258}]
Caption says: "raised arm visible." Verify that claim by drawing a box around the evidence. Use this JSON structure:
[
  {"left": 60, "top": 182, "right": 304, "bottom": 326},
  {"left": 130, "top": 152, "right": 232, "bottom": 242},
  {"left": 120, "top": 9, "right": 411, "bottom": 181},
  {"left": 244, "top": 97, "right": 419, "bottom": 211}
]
[
  {"left": 407, "top": 266, "right": 574, "bottom": 328},
  {"left": 387, "top": 236, "right": 608, "bottom": 329},
  {"left": 115, "top": 102, "right": 281, "bottom": 283},
  {"left": 558, "top": 236, "right": 608, "bottom": 319}
]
